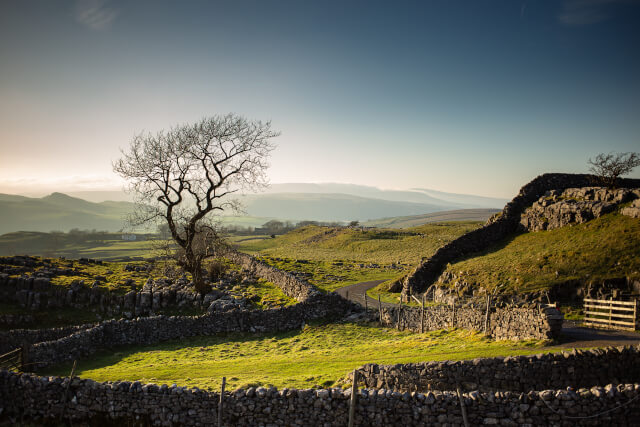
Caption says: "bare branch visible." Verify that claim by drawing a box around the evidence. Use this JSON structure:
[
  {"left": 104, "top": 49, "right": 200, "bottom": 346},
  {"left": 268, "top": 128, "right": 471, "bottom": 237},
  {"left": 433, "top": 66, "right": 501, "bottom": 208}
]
[
  {"left": 588, "top": 152, "right": 640, "bottom": 188},
  {"left": 113, "top": 114, "right": 279, "bottom": 294}
]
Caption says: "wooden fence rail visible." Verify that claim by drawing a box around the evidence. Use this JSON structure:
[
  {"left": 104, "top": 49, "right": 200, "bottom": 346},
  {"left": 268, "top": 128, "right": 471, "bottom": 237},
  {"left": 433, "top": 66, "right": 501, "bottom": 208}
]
[
  {"left": 583, "top": 298, "right": 637, "bottom": 331},
  {"left": 0, "top": 348, "right": 22, "bottom": 371}
]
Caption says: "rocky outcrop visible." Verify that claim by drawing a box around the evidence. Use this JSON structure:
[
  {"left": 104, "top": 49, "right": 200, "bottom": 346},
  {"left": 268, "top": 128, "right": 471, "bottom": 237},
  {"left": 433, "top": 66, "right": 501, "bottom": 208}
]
[
  {"left": 0, "top": 251, "right": 315, "bottom": 323},
  {"left": 520, "top": 187, "right": 640, "bottom": 231},
  {"left": 0, "top": 273, "right": 208, "bottom": 317},
  {"left": 622, "top": 198, "right": 640, "bottom": 218},
  {"left": 402, "top": 174, "right": 640, "bottom": 296}
]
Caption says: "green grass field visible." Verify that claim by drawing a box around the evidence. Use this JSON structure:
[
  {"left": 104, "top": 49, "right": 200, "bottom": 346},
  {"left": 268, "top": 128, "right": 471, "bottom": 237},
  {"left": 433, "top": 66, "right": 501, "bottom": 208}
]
[
  {"left": 43, "top": 323, "right": 548, "bottom": 391},
  {"left": 442, "top": 212, "right": 640, "bottom": 294},
  {"left": 362, "top": 209, "right": 499, "bottom": 228},
  {"left": 237, "top": 223, "right": 481, "bottom": 264},
  {"left": 0, "top": 231, "right": 158, "bottom": 261},
  {"left": 235, "top": 223, "right": 480, "bottom": 291}
]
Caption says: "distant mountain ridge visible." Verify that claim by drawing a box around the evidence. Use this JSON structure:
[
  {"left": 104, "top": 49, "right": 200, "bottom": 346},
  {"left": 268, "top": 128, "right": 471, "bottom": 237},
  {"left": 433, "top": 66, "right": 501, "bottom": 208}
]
[
  {"left": 0, "top": 184, "right": 507, "bottom": 234},
  {"left": 240, "top": 192, "right": 450, "bottom": 222},
  {"left": 263, "top": 183, "right": 507, "bottom": 209}
]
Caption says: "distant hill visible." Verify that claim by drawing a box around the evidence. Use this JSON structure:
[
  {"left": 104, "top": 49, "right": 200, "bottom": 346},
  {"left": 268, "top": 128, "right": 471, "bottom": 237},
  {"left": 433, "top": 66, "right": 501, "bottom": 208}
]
[
  {"left": 0, "top": 184, "right": 507, "bottom": 234},
  {"left": 410, "top": 188, "right": 508, "bottom": 209},
  {"left": 363, "top": 209, "right": 500, "bottom": 228},
  {"left": 0, "top": 192, "right": 136, "bottom": 234},
  {"left": 240, "top": 192, "right": 453, "bottom": 222},
  {"left": 265, "top": 183, "right": 508, "bottom": 209}
]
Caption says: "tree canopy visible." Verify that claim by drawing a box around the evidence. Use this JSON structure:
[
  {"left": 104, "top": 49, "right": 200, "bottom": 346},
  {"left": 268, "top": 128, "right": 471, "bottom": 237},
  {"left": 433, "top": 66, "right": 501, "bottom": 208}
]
[
  {"left": 114, "top": 114, "right": 279, "bottom": 293},
  {"left": 588, "top": 152, "right": 640, "bottom": 188}
]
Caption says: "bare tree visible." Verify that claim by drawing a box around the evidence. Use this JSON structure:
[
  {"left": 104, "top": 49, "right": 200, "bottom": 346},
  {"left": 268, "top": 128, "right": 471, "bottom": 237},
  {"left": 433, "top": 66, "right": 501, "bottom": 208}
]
[
  {"left": 114, "top": 114, "right": 279, "bottom": 294},
  {"left": 588, "top": 152, "right": 640, "bottom": 188}
]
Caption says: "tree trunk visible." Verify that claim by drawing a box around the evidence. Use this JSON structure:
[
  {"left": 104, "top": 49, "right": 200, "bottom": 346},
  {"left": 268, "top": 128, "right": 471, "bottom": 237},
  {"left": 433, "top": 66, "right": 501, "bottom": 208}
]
[{"left": 189, "top": 260, "right": 210, "bottom": 296}]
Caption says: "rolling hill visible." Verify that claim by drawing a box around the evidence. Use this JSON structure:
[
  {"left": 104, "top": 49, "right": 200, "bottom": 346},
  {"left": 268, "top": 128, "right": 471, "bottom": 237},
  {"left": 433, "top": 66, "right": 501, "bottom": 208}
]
[
  {"left": 0, "top": 184, "right": 507, "bottom": 234},
  {"left": 0, "top": 192, "right": 135, "bottom": 234},
  {"left": 263, "top": 183, "right": 508, "bottom": 208},
  {"left": 240, "top": 192, "right": 454, "bottom": 221}
]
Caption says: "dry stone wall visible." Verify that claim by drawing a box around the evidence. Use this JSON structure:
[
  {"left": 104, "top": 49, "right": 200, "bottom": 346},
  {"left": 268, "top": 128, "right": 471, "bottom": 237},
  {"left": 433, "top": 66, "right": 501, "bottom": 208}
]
[
  {"left": 0, "top": 251, "right": 319, "bottom": 319},
  {"left": 225, "top": 251, "right": 320, "bottom": 301},
  {"left": 0, "top": 323, "right": 94, "bottom": 355},
  {"left": 379, "top": 304, "right": 562, "bottom": 341},
  {"left": 2, "top": 369, "right": 639, "bottom": 426},
  {"left": 26, "top": 293, "right": 356, "bottom": 368},
  {"left": 402, "top": 173, "right": 640, "bottom": 296},
  {"left": 355, "top": 345, "right": 640, "bottom": 393},
  {"left": 0, "top": 273, "right": 205, "bottom": 316},
  {"left": 1, "top": 252, "right": 342, "bottom": 369}
]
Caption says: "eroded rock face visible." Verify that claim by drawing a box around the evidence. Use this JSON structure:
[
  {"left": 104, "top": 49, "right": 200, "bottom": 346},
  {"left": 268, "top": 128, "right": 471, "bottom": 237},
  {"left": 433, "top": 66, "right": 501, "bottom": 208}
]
[
  {"left": 622, "top": 198, "right": 640, "bottom": 218},
  {"left": 520, "top": 187, "right": 640, "bottom": 231}
]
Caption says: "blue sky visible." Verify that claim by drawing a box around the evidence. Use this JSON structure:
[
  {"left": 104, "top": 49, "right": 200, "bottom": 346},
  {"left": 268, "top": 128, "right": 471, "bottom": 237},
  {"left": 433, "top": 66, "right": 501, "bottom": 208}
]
[{"left": 1, "top": 0, "right": 638, "bottom": 198}]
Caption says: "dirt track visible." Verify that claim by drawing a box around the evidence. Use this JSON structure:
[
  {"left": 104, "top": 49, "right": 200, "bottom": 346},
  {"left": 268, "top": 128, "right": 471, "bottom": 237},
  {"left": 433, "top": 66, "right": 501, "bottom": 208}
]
[
  {"left": 335, "top": 279, "right": 395, "bottom": 309},
  {"left": 337, "top": 280, "right": 640, "bottom": 350}
]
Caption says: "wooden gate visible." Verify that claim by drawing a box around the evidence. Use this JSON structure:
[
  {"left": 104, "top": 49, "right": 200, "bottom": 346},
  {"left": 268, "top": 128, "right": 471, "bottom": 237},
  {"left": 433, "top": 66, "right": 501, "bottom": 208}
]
[
  {"left": 583, "top": 298, "right": 638, "bottom": 331},
  {"left": 0, "top": 348, "right": 22, "bottom": 371}
]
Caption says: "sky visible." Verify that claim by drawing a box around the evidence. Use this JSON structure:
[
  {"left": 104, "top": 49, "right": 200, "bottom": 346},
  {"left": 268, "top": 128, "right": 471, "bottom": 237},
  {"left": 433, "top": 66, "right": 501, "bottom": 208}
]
[{"left": 0, "top": 0, "right": 638, "bottom": 199}]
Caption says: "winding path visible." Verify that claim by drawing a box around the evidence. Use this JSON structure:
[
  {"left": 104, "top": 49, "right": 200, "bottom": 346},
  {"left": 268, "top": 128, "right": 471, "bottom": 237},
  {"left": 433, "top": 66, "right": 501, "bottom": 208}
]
[
  {"left": 337, "top": 280, "right": 640, "bottom": 350},
  {"left": 335, "top": 279, "right": 395, "bottom": 309}
]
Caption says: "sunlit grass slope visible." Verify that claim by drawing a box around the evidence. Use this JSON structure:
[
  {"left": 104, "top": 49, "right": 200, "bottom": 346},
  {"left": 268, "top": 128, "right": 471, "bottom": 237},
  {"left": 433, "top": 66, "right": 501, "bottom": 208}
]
[
  {"left": 237, "top": 223, "right": 481, "bottom": 265},
  {"left": 443, "top": 212, "right": 640, "bottom": 294},
  {"left": 44, "top": 323, "right": 548, "bottom": 391},
  {"left": 235, "top": 223, "right": 480, "bottom": 291}
]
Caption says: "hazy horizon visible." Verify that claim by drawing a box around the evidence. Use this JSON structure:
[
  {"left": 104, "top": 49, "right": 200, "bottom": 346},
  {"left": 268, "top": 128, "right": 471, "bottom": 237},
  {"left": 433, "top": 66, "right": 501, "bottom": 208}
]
[{"left": 1, "top": 0, "right": 639, "bottom": 199}]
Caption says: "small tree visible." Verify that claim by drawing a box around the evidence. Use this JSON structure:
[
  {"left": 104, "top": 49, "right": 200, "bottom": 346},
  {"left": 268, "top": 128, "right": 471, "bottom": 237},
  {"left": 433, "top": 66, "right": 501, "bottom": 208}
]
[
  {"left": 588, "top": 152, "right": 640, "bottom": 188},
  {"left": 114, "top": 114, "right": 279, "bottom": 294}
]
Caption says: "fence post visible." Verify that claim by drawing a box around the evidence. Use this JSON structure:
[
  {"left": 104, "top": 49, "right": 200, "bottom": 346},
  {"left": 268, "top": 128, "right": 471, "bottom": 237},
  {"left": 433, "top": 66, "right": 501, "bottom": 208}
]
[
  {"left": 451, "top": 301, "right": 456, "bottom": 328},
  {"left": 378, "top": 295, "right": 382, "bottom": 324},
  {"left": 364, "top": 292, "right": 368, "bottom": 311},
  {"left": 421, "top": 295, "right": 425, "bottom": 333},
  {"left": 20, "top": 342, "right": 29, "bottom": 371},
  {"left": 456, "top": 384, "right": 470, "bottom": 427},
  {"left": 218, "top": 377, "right": 226, "bottom": 427},
  {"left": 59, "top": 360, "right": 77, "bottom": 421},
  {"left": 348, "top": 369, "right": 358, "bottom": 427},
  {"left": 484, "top": 294, "right": 491, "bottom": 335},
  {"left": 346, "top": 290, "right": 349, "bottom": 301},
  {"left": 609, "top": 298, "right": 612, "bottom": 328}
]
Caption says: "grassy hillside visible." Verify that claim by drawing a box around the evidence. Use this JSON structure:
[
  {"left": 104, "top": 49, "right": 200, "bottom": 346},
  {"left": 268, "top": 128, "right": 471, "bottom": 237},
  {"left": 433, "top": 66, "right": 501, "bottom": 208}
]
[
  {"left": 235, "top": 222, "right": 480, "bottom": 291},
  {"left": 238, "top": 223, "right": 480, "bottom": 264},
  {"left": 442, "top": 212, "right": 640, "bottom": 294},
  {"left": 43, "top": 324, "right": 547, "bottom": 391},
  {"left": 363, "top": 209, "right": 499, "bottom": 228}
]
